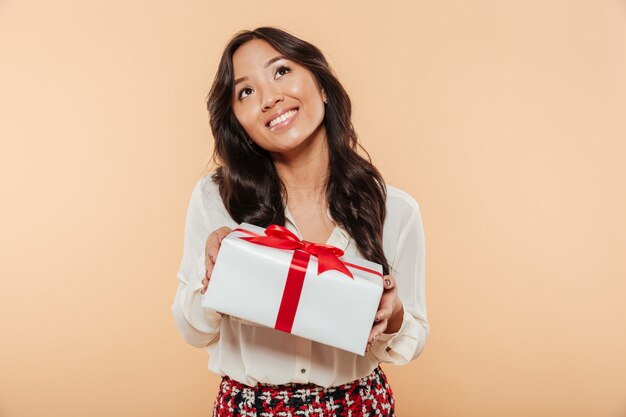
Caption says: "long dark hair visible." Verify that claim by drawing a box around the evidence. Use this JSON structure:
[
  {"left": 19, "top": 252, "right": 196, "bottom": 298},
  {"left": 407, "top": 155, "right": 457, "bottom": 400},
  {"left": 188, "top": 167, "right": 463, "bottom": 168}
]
[{"left": 206, "top": 27, "right": 390, "bottom": 275}]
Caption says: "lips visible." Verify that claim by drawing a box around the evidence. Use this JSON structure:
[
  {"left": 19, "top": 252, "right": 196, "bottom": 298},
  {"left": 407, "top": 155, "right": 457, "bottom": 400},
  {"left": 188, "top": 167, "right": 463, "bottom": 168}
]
[{"left": 265, "top": 107, "right": 299, "bottom": 128}]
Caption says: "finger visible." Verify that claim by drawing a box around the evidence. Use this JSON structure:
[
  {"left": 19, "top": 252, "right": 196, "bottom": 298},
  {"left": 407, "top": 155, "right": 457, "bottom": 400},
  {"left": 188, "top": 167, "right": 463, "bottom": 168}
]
[
  {"left": 200, "top": 270, "right": 211, "bottom": 293},
  {"left": 203, "top": 258, "right": 214, "bottom": 292},
  {"left": 368, "top": 320, "right": 388, "bottom": 344},
  {"left": 205, "top": 260, "right": 215, "bottom": 279},
  {"left": 374, "top": 307, "right": 393, "bottom": 324},
  {"left": 215, "top": 226, "right": 232, "bottom": 242},
  {"left": 374, "top": 294, "right": 395, "bottom": 322},
  {"left": 203, "top": 227, "right": 232, "bottom": 294},
  {"left": 206, "top": 236, "right": 219, "bottom": 263},
  {"left": 206, "top": 227, "right": 232, "bottom": 262},
  {"left": 205, "top": 243, "right": 215, "bottom": 270},
  {"left": 205, "top": 229, "right": 225, "bottom": 271},
  {"left": 383, "top": 274, "right": 396, "bottom": 290},
  {"left": 208, "top": 226, "right": 232, "bottom": 248}
]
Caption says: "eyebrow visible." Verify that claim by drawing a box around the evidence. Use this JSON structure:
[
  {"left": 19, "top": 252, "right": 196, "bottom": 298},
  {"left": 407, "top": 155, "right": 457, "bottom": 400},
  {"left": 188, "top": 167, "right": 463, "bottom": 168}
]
[{"left": 233, "top": 56, "right": 286, "bottom": 86}]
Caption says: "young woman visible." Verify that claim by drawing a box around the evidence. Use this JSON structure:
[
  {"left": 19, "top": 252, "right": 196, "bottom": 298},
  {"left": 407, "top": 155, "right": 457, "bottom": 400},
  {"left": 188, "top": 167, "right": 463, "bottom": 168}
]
[{"left": 172, "top": 27, "right": 429, "bottom": 416}]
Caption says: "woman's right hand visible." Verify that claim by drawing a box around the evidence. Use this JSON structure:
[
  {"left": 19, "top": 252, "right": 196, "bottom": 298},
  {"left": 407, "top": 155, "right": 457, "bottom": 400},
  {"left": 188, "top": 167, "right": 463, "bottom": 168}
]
[{"left": 201, "top": 226, "right": 233, "bottom": 295}]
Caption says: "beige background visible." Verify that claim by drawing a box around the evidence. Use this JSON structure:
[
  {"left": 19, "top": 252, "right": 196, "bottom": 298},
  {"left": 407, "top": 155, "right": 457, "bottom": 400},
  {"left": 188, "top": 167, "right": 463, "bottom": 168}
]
[{"left": 1, "top": 0, "right": 625, "bottom": 416}]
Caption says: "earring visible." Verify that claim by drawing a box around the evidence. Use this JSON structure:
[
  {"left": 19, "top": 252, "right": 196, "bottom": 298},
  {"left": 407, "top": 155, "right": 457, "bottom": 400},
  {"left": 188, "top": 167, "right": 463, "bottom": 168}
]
[
  {"left": 247, "top": 138, "right": 253, "bottom": 145},
  {"left": 323, "top": 97, "right": 328, "bottom": 104}
]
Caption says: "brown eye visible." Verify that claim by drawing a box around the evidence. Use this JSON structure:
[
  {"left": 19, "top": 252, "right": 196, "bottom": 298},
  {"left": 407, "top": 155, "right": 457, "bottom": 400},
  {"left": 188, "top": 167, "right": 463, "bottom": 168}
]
[
  {"left": 239, "top": 87, "right": 253, "bottom": 100},
  {"left": 275, "top": 65, "right": 291, "bottom": 78}
]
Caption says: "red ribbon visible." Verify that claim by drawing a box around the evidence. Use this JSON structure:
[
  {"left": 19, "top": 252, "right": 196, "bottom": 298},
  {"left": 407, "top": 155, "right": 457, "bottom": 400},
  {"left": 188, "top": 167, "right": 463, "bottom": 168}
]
[
  {"left": 238, "top": 224, "right": 353, "bottom": 278},
  {"left": 233, "top": 224, "right": 381, "bottom": 333}
]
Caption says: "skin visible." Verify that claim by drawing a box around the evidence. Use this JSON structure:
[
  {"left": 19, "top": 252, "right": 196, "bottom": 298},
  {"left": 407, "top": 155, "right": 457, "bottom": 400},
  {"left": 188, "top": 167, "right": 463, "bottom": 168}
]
[{"left": 200, "top": 39, "right": 404, "bottom": 350}]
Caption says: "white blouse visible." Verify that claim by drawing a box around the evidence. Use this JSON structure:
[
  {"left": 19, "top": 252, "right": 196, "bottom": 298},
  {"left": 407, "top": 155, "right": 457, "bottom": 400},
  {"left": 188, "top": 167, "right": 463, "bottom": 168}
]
[{"left": 172, "top": 174, "right": 429, "bottom": 388}]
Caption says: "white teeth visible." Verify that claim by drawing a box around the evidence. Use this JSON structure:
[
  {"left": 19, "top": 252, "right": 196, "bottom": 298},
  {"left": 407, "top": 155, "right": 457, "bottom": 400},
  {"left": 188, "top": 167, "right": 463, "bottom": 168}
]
[{"left": 269, "top": 109, "right": 297, "bottom": 128}]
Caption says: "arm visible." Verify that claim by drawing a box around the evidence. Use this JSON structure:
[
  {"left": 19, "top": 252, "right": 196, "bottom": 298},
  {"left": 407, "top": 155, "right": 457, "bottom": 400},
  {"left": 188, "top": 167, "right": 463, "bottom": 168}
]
[
  {"left": 171, "top": 178, "right": 223, "bottom": 348},
  {"left": 368, "top": 201, "right": 430, "bottom": 365}
]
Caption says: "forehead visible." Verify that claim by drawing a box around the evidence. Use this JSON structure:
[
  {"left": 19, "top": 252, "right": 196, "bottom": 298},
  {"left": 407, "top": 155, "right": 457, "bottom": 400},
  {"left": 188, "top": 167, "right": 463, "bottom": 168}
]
[{"left": 232, "top": 39, "right": 283, "bottom": 77}]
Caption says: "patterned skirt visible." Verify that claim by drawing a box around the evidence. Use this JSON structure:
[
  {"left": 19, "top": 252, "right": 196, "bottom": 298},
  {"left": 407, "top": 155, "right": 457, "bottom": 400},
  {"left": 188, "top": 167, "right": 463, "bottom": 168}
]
[{"left": 212, "top": 366, "right": 395, "bottom": 416}]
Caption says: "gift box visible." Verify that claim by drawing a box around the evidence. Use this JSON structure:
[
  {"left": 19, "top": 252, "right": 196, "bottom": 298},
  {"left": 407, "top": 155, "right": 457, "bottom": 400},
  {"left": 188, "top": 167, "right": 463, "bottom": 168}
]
[{"left": 201, "top": 222, "right": 384, "bottom": 355}]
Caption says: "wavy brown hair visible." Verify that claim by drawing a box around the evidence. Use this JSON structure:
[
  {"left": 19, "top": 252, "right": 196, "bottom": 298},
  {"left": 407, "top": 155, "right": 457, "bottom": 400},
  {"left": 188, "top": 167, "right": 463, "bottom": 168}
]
[{"left": 206, "top": 26, "right": 390, "bottom": 274}]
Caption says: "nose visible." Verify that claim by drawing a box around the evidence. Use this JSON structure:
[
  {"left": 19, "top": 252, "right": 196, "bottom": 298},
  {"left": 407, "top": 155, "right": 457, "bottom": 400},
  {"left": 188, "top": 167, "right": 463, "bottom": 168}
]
[{"left": 261, "top": 87, "right": 284, "bottom": 111}]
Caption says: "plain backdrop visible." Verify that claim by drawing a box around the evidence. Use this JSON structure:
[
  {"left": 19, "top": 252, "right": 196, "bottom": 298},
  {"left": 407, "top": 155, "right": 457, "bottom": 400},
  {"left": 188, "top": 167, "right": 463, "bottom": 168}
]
[{"left": 1, "top": 1, "right": 625, "bottom": 416}]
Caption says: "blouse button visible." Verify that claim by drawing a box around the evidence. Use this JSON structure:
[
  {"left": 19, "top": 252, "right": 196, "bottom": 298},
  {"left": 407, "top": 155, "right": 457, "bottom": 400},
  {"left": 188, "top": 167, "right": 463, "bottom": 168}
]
[{"left": 300, "top": 368, "right": 306, "bottom": 374}]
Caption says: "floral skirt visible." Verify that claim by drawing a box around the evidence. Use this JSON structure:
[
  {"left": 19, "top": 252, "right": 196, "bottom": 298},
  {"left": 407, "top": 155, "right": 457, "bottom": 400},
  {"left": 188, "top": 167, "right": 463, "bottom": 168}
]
[{"left": 212, "top": 366, "right": 395, "bottom": 416}]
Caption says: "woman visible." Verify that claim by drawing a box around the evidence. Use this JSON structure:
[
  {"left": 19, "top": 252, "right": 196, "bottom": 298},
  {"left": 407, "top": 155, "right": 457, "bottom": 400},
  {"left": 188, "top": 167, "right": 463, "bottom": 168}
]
[{"left": 172, "top": 26, "right": 429, "bottom": 416}]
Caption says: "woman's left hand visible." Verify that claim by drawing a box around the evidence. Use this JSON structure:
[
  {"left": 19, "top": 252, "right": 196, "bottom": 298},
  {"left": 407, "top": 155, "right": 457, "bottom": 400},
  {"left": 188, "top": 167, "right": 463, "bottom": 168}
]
[{"left": 366, "top": 274, "right": 404, "bottom": 352}]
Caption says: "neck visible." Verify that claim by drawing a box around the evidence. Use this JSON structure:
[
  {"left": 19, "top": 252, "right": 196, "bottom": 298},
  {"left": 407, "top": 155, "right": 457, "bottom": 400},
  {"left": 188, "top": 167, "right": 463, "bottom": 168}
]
[{"left": 271, "top": 126, "right": 330, "bottom": 199}]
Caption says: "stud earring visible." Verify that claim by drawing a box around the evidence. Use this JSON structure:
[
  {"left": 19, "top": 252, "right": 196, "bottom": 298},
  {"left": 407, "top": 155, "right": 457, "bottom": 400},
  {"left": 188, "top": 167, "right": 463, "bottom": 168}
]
[{"left": 323, "top": 97, "right": 328, "bottom": 104}]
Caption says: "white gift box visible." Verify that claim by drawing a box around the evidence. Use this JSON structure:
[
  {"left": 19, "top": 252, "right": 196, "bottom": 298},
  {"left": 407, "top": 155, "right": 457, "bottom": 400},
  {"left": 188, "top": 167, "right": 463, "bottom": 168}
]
[{"left": 201, "top": 222, "right": 384, "bottom": 355}]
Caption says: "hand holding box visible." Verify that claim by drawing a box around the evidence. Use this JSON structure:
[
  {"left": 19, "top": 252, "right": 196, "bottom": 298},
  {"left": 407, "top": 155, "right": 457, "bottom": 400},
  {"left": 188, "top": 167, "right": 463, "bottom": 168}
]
[{"left": 202, "top": 223, "right": 384, "bottom": 355}]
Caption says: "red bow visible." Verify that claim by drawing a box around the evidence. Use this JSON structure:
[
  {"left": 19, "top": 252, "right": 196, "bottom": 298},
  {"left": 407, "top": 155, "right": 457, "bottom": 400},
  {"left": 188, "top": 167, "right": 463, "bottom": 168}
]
[{"left": 237, "top": 224, "right": 353, "bottom": 279}]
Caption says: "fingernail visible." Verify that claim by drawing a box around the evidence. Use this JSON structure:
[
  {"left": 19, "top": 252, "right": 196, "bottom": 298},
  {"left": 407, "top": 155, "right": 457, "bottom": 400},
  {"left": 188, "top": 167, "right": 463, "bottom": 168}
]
[
  {"left": 385, "top": 279, "right": 391, "bottom": 287},
  {"left": 376, "top": 316, "right": 381, "bottom": 322}
]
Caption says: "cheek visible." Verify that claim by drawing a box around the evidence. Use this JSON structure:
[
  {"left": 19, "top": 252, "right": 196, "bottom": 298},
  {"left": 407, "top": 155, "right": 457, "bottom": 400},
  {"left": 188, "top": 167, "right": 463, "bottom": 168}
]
[
  {"left": 233, "top": 107, "right": 260, "bottom": 133},
  {"left": 305, "top": 92, "right": 326, "bottom": 122},
  {"left": 287, "top": 74, "right": 320, "bottom": 100},
  {"left": 288, "top": 83, "right": 323, "bottom": 121}
]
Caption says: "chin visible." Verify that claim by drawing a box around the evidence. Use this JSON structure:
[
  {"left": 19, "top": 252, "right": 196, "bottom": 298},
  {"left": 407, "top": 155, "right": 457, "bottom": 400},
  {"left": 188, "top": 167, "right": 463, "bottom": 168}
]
[
  {"left": 266, "top": 134, "right": 309, "bottom": 151},
  {"left": 269, "top": 143, "right": 306, "bottom": 155}
]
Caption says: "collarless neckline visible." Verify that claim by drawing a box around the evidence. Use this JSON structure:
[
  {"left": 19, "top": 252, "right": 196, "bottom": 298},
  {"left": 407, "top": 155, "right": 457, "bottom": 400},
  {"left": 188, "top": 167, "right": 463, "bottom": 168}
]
[{"left": 283, "top": 204, "right": 350, "bottom": 250}]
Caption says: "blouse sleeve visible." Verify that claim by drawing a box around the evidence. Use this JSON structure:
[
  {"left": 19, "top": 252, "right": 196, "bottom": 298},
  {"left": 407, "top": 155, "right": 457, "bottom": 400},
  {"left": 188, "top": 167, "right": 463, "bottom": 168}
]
[
  {"left": 171, "top": 178, "right": 223, "bottom": 348},
  {"left": 369, "top": 199, "right": 430, "bottom": 364}
]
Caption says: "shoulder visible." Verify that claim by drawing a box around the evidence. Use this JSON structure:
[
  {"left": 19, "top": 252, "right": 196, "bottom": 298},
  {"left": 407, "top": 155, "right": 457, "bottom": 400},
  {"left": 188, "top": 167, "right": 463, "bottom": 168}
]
[
  {"left": 384, "top": 183, "right": 421, "bottom": 220},
  {"left": 382, "top": 184, "right": 425, "bottom": 261},
  {"left": 194, "top": 173, "right": 219, "bottom": 196},
  {"left": 382, "top": 184, "right": 423, "bottom": 241},
  {"left": 192, "top": 173, "right": 228, "bottom": 214}
]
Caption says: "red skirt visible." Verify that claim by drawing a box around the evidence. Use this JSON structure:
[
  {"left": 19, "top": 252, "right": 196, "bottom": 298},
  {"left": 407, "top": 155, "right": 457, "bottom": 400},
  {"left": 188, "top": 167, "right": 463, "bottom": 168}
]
[{"left": 212, "top": 366, "right": 395, "bottom": 416}]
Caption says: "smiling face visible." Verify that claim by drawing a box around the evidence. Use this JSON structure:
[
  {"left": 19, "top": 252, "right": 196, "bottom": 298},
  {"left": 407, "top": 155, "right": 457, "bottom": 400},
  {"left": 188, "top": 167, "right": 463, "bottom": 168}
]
[{"left": 230, "top": 39, "right": 327, "bottom": 156}]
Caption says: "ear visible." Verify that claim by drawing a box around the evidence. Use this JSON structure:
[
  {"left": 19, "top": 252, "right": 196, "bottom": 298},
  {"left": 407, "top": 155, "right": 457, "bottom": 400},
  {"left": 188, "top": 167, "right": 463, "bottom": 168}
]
[{"left": 321, "top": 88, "right": 328, "bottom": 103}]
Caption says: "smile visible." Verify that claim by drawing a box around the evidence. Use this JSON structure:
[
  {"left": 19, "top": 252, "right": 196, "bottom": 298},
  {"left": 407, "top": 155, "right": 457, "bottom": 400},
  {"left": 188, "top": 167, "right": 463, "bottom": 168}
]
[{"left": 268, "top": 109, "right": 298, "bottom": 129}]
